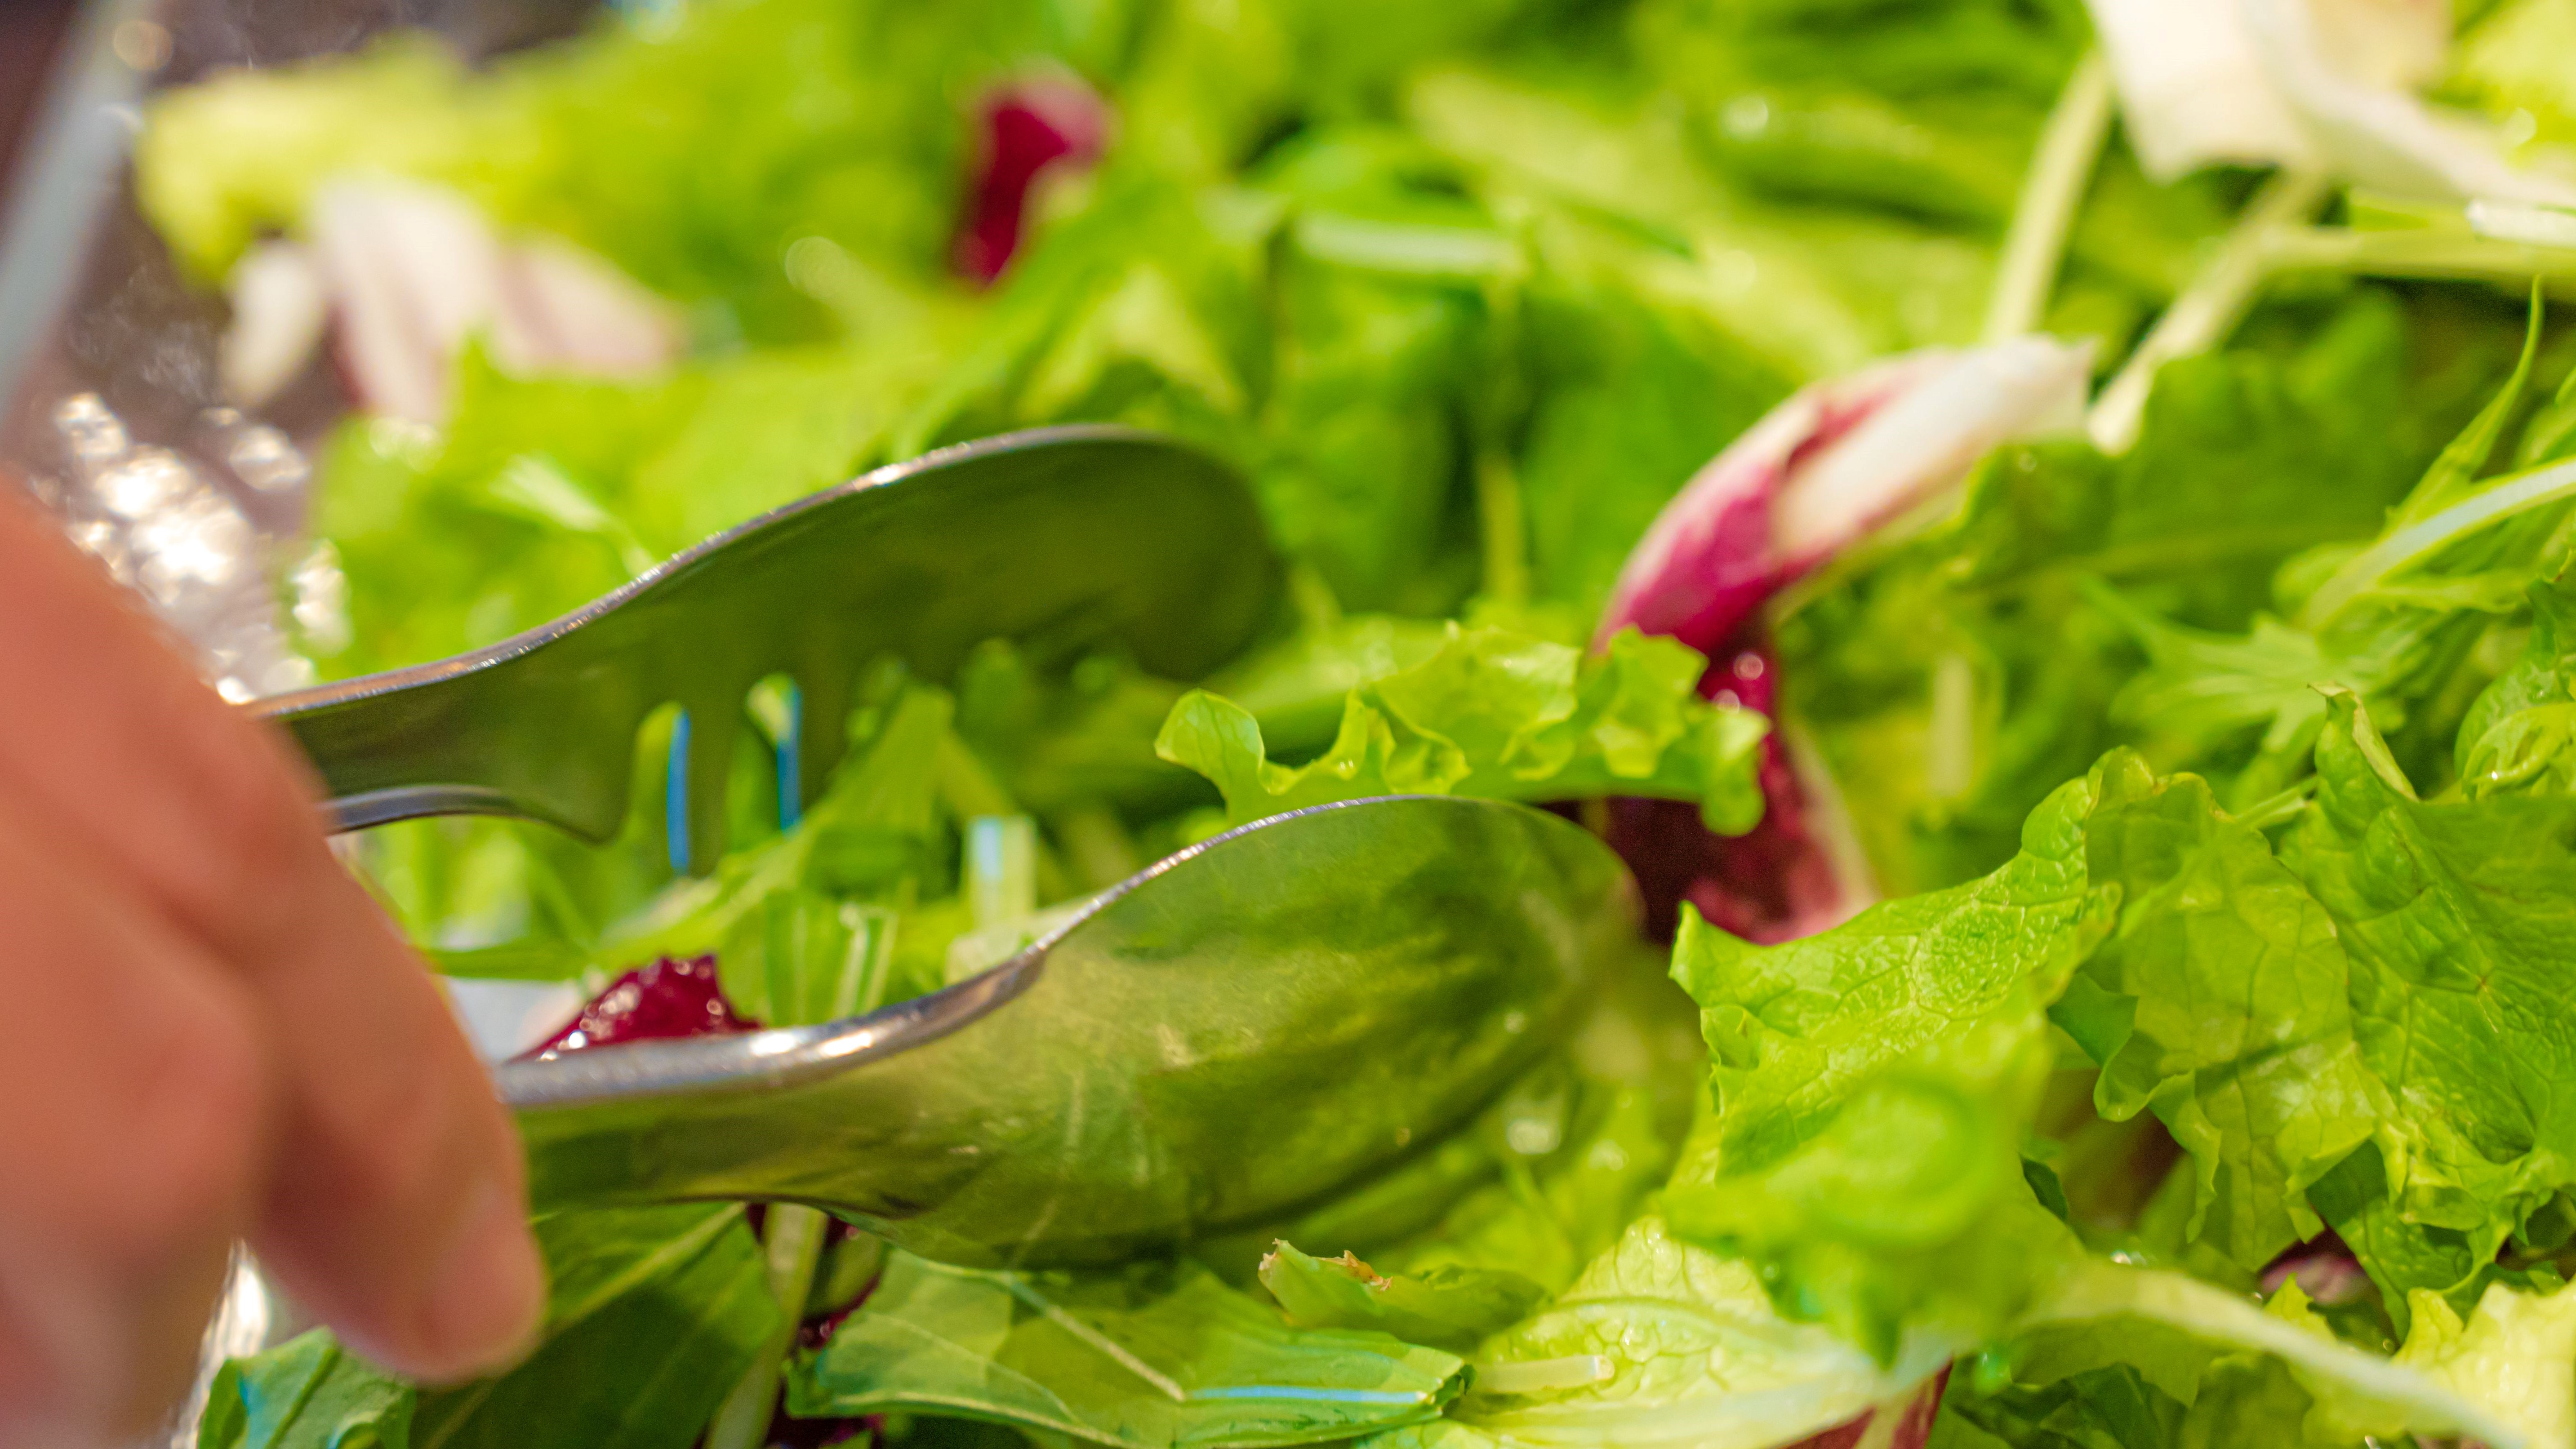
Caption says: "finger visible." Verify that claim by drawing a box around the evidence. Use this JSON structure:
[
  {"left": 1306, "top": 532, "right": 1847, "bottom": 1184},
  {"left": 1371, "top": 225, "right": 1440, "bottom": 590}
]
[
  {"left": 0, "top": 801, "right": 271, "bottom": 1446},
  {"left": 241, "top": 870, "right": 547, "bottom": 1383},
  {"left": 0, "top": 494, "right": 543, "bottom": 1380}
]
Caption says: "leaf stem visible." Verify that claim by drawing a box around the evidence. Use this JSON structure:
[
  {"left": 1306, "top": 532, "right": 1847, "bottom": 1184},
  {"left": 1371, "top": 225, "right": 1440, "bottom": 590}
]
[
  {"left": 1052, "top": 802, "right": 1143, "bottom": 891},
  {"left": 2088, "top": 170, "right": 2330, "bottom": 454},
  {"left": 2261, "top": 225, "right": 2576, "bottom": 291},
  {"left": 1982, "top": 51, "right": 2114, "bottom": 345},
  {"left": 1477, "top": 448, "right": 1530, "bottom": 605},
  {"left": 706, "top": 1204, "right": 832, "bottom": 1449},
  {"left": 2297, "top": 453, "right": 2576, "bottom": 631},
  {"left": 935, "top": 737, "right": 1070, "bottom": 900}
]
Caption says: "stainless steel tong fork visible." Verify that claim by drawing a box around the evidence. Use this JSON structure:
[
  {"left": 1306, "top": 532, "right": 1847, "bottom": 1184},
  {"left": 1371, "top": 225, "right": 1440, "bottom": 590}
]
[{"left": 256, "top": 426, "right": 1281, "bottom": 872}]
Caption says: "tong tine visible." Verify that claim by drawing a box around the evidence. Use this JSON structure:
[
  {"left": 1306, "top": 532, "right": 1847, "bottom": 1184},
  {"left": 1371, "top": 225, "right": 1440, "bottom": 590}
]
[
  {"left": 666, "top": 656, "right": 849, "bottom": 872},
  {"left": 796, "top": 664, "right": 856, "bottom": 822},
  {"left": 676, "top": 686, "right": 742, "bottom": 873}
]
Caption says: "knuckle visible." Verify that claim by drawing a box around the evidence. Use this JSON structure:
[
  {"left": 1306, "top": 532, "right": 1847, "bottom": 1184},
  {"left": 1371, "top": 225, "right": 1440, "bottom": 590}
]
[{"left": 179, "top": 725, "right": 324, "bottom": 943}]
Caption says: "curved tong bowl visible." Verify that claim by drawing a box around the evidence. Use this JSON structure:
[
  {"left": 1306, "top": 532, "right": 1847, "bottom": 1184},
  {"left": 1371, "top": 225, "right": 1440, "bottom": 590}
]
[
  {"left": 511, "top": 796, "right": 1637, "bottom": 1268},
  {"left": 253, "top": 426, "right": 1281, "bottom": 871}
]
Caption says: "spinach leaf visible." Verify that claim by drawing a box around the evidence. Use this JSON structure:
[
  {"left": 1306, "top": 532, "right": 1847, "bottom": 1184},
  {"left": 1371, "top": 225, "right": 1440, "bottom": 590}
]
[
  {"left": 201, "top": 1205, "right": 777, "bottom": 1449},
  {"left": 198, "top": 1332, "right": 413, "bottom": 1449},
  {"left": 787, "top": 1255, "right": 1466, "bottom": 1447},
  {"left": 1259, "top": 1245, "right": 1546, "bottom": 1354}
]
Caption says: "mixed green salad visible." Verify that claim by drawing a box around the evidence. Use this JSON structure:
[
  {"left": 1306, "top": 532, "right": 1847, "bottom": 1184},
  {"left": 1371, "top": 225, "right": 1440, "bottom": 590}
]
[{"left": 137, "top": 0, "right": 2576, "bottom": 1445}]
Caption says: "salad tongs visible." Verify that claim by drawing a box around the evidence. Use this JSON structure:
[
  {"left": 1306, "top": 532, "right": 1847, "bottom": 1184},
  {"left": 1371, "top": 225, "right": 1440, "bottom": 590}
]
[{"left": 254, "top": 426, "right": 1638, "bottom": 1267}]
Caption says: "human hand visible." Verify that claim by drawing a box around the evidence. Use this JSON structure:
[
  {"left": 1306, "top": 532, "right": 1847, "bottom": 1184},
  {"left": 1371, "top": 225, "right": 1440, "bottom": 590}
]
[{"left": 0, "top": 489, "right": 543, "bottom": 1446}]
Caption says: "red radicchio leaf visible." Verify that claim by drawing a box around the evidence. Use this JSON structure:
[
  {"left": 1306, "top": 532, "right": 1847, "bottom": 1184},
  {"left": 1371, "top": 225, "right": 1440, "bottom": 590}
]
[
  {"left": 1603, "top": 640, "right": 1850, "bottom": 945},
  {"left": 1784, "top": 1366, "right": 1953, "bottom": 1449},
  {"left": 956, "top": 76, "right": 1108, "bottom": 284},
  {"left": 1593, "top": 357, "right": 1931, "bottom": 660},
  {"left": 770, "top": 1415, "right": 876, "bottom": 1449},
  {"left": 1591, "top": 340, "right": 2090, "bottom": 942},
  {"left": 2259, "top": 1231, "right": 2372, "bottom": 1306},
  {"left": 516, "top": 954, "right": 758, "bottom": 1059},
  {"left": 1585, "top": 359, "right": 1941, "bottom": 943}
]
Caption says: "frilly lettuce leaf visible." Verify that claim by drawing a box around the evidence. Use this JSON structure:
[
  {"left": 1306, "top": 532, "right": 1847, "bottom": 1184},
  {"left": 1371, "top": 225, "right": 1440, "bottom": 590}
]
[
  {"left": 2285, "top": 691, "right": 2576, "bottom": 1323},
  {"left": 1662, "top": 769, "right": 2114, "bottom": 1356},
  {"left": 1155, "top": 626, "right": 1768, "bottom": 831},
  {"left": 1668, "top": 765, "right": 2108, "bottom": 1195},
  {"left": 1198, "top": 612, "right": 1454, "bottom": 760},
  {"left": 2063, "top": 751, "right": 2387, "bottom": 1273},
  {"left": 785, "top": 1254, "right": 1467, "bottom": 1446},
  {"left": 2390, "top": 1279, "right": 2576, "bottom": 1449}
]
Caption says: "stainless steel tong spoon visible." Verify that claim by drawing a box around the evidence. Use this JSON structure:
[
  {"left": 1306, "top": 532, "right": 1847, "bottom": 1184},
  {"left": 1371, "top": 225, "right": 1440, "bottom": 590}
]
[
  {"left": 253, "top": 426, "right": 1638, "bottom": 1267},
  {"left": 514, "top": 794, "right": 1631, "bottom": 1267}
]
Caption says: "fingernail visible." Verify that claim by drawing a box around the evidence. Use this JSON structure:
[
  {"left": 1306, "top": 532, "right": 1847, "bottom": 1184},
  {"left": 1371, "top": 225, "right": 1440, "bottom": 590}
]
[{"left": 418, "top": 1181, "right": 544, "bottom": 1379}]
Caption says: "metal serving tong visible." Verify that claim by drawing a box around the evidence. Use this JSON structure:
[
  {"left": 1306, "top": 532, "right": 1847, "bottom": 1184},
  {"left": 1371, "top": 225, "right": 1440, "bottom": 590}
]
[{"left": 254, "top": 427, "right": 1637, "bottom": 1267}]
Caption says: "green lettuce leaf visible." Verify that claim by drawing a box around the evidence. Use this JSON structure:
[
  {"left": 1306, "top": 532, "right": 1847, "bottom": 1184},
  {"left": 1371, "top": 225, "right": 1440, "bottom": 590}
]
[
  {"left": 2073, "top": 301, "right": 2571, "bottom": 805},
  {"left": 1661, "top": 769, "right": 2115, "bottom": 1354},
  {"left": 138, "top": 0, "right": 1045, "bottom": 333},
  {"left": 1198, "top": 613, "right": 1454, "bottom": 760},
  {"left": 1779, "top": 291, "right": 2461, "bottom": 898},
  {"left": 786, "top": 1254, "right": 1467, "bottom": 1446},
  {"left": 197, "top": 1331, "right": 413, "bottom": 1449},
  {"left": 1421, "top": 1216, "right": 1954, "bottom": 1449},
  {"left": 1945, "top": 1257, "right": 2524, "bottom": 1449},
  {"left": 1156, "top": 626, "right": 1767, "bottom": 830},
  {"left": 305, "top": 343, "right": 911, "bottom": 680}
]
